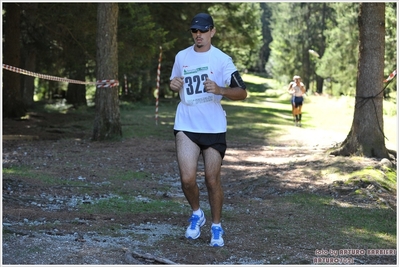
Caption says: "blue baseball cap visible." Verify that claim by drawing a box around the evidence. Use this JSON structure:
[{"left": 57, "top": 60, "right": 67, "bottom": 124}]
[{"left": 190, "top": 13, "right": 214, "bottom": 31}]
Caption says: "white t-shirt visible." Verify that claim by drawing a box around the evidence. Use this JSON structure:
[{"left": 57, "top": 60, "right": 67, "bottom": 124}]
[
  {"left": 289, "top": 82, "right": 305, "bottom": 97},
  {"left": 170, "top": 45, "right": 238, "bottom": 133}
]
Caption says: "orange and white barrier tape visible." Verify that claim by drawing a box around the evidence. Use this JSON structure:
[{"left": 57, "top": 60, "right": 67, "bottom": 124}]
[
  {"left": 96, "top": 79, "right": 119, "bottom": 88},
  {"left": 2, "top": 64, "right": 118, "bottom": 88},
  {"left": 383, "top": 69, "right": 396, "bottom": 83},
  {"left": 155, "top": 46, "right": 162, "bottom": 125}
]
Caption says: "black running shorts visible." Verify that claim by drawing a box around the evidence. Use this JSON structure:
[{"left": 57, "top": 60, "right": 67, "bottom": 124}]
[
  {"left": 174, "top": 130, "right": 227, "bottom": 159},
  {"left": 294, "top": 96, "right": 304, "bottom": 107}
]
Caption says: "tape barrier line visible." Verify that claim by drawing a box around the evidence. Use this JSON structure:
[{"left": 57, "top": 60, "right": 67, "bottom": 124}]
[
  {"left": 384, "top": 69, "right": 397, "bottom": 83},
  {"left": 155, "top": 46, "right": 162, "bottom": 125},
  {"left": 3, "top": 64, "right": 118, "bottom": 88},
  {"left": 96, "top": 79, "right": 119, "bottom": 88}
]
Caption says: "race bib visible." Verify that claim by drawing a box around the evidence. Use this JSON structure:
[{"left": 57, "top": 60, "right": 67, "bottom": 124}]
[{"left": 183, "top": 64, "right": 214, "bottom": 105}]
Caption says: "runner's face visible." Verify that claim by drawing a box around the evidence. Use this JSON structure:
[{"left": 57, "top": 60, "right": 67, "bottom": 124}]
[{"left": 191, "top": 28, "right": 215, "bottom": 52}]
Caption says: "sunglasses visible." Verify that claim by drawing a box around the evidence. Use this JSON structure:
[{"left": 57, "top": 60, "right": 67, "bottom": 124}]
[{"left": 191, "top": 28, "right": 210, "bottom": 33}]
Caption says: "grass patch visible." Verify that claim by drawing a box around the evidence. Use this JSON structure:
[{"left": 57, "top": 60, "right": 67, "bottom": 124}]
[
  {"left": 2, "top": 166, "right": 87, "bottom": 187},
  {"left": 79, "top": 195, "right": 183, "bottom": 215},
  {"left": 277, "top": 193, "right": 396, "bottom": 248},
  {"left": 119, "top": 101, "right": 176, "bottom": 140},
  {"left": 345, "top": 167, "right": 397, "bottom": 193},
  {"left": 242, "top": 73, "right": 284, "bottom": 91}
]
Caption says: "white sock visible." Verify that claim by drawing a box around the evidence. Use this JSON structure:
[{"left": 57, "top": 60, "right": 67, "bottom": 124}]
[
  {"left": 212, "top": 223, "right": 221, "bottom": 228},
  {"left": 193, "top": 208, "right": 202, "bottom": 216}
]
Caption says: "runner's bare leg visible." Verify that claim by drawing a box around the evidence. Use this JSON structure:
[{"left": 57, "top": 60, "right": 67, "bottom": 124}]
[
  {"left": 202, "top": 147, "right": 223, "bottom": 223},
  {"left": 175, "top": 132, "right": 201, "bottom": 211}
]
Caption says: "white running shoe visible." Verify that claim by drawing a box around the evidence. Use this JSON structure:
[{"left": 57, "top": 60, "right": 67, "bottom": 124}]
[
  {"left": 210, "top": 226, "right": 225, "bottom": 247},
  {"left": 185, "top": 211, "right": 206, "bottom": 239}
]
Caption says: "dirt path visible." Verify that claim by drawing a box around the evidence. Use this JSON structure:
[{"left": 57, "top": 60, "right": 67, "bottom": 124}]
[{"left": 2, "top": 112, "right": 396, "bottom": 265}]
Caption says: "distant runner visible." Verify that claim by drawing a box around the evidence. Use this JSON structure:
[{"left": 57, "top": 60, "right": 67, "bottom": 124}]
[{"left": 288, "top": 75, "right": 306, "bottom": 126}]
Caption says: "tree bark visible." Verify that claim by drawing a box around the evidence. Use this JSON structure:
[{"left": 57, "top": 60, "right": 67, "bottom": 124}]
[
  {"left": 315, "top": 3, "right": 327, "bottom": 94},
  {"left": 22, "top": 50, "right": 36, "bottom": 108},
  {"left": 21, "top": 3, "right": 38, "bottom": 108},
  {"left": 92, "top": 3, "right": 121, "bottom": 141},
  {"left": 331, "top": 3, "right": 392, "bottom": 159},
  {"left": 66, "top": 54, "right": 87, "bottom": 108},
  {"left": 3, "top": 3, "right": 25, "bottom": 118}
]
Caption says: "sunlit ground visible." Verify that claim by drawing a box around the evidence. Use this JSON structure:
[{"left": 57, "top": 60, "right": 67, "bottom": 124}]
[{"left": 241, "top": 73, "right": 397, "bottom": 151}]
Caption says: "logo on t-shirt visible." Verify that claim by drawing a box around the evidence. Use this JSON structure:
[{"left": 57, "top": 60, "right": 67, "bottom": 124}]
[{"left": 184, "top": 66, "right": 208, "bottom": 75}]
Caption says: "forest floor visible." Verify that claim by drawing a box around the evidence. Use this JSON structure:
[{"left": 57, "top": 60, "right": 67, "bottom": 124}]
[{"left": 2, "top": 105, "right": 397, "bottom": 265}]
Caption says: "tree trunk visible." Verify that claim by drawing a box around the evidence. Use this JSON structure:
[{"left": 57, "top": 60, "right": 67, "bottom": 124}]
[
  {"left": 315, "top": 3, "right": 327, "bottom": 94},
  {"left": 303, "top": 5, "right": 311, "bottom": 91},
  {"left": 92, "top": 3, "right": 121, "bottom": 141},
  {"left": 66, "top": 55, "right": 87, "bottom": 108},
  {"left": 21, "top": 3, "right": 38, "bottom": 108},
  {"left": 22, "top": 50, "right": 36, "bottom": 108},
  {"left": 66, "top": 82, "right": 87, "bottom": 108},
  {"left": 3, "top": 3, "right": 25, "bottom": 118},
  {"left": 315, "top": 75, "right": 323, "bottom": 94},
  {"left": 331, "top": 3, "right": 392, "bottom": 159}
]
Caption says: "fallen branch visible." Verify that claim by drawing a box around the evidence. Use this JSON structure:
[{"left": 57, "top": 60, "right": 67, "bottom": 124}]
[
  {"left": 123, "top": 248, "right": 142, "bottom": 264},
  {"left": 3, "top": 135, "right": 39, "bottom": 140},
  {"left": 123, "top": 247, "right": 178, "bottom": 265}
]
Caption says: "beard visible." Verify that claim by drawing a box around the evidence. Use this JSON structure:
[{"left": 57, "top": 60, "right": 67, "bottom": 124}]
[{"left": 196, "top": 44, "right": 203, "bottom": 48}]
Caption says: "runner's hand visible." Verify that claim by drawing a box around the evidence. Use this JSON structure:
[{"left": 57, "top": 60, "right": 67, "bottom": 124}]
[
  {"left": 170, "top": 77, "right": 184, "bottom": 92},
  {"left": 204, "top": 78, "right": 222, "bottom": 95}
]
